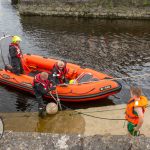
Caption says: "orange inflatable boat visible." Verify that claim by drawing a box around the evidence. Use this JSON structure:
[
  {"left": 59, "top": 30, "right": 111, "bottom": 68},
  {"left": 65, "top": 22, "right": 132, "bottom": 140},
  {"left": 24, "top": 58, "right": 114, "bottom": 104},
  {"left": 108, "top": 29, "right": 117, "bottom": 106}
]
[{"left": 0, "top": 53, "right": 122, "bottom": 102}]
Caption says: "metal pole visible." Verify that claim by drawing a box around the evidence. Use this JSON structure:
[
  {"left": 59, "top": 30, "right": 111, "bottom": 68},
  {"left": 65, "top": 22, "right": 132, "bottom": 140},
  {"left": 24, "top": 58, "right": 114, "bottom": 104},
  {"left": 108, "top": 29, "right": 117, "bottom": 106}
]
[
  {"left": 0, "top": 35, "right": 12, "bottom": 67},
  {"left": 55, "top": 88, "right": 62, "bottom": 111},
  {"left": 49, "top": 91, "right": 62, "bottom": 111}
]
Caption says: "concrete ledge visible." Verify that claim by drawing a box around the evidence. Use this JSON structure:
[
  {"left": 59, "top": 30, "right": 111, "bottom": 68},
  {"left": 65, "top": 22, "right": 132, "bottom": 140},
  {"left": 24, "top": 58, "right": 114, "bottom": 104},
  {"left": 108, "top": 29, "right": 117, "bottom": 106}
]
[
  {"left": 1, "top": 103, "right": 150, "bottom": 149},
  {"left": 1, "top": 103, "right": 150, "bottom": 136},
  {"left": 1, "top": 132, "right": 150, "bottom": 149}
]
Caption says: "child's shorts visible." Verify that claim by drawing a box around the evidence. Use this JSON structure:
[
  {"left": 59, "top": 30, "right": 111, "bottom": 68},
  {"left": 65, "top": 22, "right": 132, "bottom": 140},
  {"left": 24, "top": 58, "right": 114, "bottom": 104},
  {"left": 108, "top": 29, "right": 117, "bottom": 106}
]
[{"left": 127, "top": 122, "right": 140, "bottom": 136}]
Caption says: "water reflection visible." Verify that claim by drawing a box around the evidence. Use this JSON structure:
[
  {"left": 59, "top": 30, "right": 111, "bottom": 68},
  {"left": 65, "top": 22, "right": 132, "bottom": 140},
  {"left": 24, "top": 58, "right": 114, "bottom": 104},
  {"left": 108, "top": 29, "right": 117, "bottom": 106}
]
[
  {"left": 20, "top": 16, "right": 150, "bottom": 104},
  {"left": 15, "top": 93, "right": 32, "bottom": 111},
  {"left": 0, "top": 0, "right": 150, "bottom": 112}
]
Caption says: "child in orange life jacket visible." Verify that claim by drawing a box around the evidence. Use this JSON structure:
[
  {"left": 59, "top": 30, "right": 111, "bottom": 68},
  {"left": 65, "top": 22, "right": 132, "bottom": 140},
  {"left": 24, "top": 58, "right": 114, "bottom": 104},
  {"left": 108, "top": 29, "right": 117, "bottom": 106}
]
[
  {"left": 9, "top": 36, "right": 23, "bottom": 75},
  {"left": 32, "top": 72, "right": 56, "bottom": 117},
  {"left": 125, "top": 86, "right": 148, "bottom": 136},
  {"left": 51, "top": 60, "right": 68, "bottom": 85}
]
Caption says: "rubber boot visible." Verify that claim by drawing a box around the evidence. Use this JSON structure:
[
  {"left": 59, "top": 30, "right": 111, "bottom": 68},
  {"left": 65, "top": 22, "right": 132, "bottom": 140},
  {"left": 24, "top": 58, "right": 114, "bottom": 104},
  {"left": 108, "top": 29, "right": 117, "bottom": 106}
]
[{"left": 38, "top": 106, "right": 46, "bottom": 118}]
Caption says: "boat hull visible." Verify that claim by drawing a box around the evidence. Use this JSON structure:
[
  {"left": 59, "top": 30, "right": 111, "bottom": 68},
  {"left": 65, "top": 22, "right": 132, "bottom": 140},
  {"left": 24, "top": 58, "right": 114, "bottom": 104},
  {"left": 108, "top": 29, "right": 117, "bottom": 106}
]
[{"left": 0, "top": 54, "right": 122, "bottom": 102}]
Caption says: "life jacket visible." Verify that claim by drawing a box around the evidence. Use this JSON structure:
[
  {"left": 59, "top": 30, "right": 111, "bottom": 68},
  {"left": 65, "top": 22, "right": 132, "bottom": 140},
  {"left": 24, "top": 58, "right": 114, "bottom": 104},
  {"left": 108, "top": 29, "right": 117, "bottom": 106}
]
[
  {"left": 9, "top": 43, "right": 22, "bottom": 58},
  {"left": 125, "top": 96, "right": 148, "bottom": 125},
  {"left": 52, "top": 63, "right": 68, "bottom": 83},
  {"left": 32, "top": 73, "right": 51, "bottom": 91}
]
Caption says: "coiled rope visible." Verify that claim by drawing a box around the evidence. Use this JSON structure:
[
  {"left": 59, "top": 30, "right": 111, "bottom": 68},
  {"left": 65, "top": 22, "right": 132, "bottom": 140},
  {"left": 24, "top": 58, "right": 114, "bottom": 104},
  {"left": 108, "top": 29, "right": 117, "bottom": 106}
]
[{"left": 26, "top": 72, "right": 150, "bottom": 121}]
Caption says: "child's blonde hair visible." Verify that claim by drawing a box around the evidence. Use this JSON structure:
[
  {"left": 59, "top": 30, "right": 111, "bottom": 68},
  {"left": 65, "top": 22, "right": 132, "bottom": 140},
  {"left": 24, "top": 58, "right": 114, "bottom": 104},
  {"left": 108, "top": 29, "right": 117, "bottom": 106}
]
[{"left": 130, "top": 86, "right": 142, "bottom": 98}]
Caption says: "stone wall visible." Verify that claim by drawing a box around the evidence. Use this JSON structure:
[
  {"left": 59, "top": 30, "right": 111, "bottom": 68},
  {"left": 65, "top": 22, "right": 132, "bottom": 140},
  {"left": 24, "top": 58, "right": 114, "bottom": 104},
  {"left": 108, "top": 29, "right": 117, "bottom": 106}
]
[
  {"left": 18, "top": 0, "right": 150, "bottom": 19},
  {"left": 1, "top": 132, "right": 150, "bottom": 150},
  {"left": 11, "top": 0, "right": 19, "bottom": 5}
]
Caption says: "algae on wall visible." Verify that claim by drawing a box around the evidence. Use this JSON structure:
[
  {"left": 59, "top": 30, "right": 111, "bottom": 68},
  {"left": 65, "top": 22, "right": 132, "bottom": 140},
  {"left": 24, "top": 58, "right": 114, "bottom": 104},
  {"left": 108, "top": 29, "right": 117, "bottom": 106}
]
[
  {"left": 143, "top": 0, "right": 150, "bottom": 6},
  {"left": 18, "top": 0, "right": 150, "bottom": 19},
  {"left": 11, "top": 0, "right": 19, "bottom": 5},
  {"left": 18, "top": 0, "right": 150, "bottom": 7}
]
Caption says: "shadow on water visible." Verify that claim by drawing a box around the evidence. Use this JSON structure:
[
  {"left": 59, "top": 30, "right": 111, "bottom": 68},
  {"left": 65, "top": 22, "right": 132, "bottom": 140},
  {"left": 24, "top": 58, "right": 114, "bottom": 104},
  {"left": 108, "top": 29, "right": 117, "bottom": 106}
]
[{"left": 61, "top": 98, "right": 115, "bottom": 110}]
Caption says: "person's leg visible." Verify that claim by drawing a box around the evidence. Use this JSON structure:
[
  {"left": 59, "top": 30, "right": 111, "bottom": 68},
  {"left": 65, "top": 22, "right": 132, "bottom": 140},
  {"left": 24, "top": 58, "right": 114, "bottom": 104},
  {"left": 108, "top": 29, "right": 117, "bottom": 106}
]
[
  {"left": 36, "top": 96, "right": 46, "bottom": 117},
  {"left": 34, "top": 89, "right": 46, "bottom": 117},
  {"left": 15, "top": 58, "right": 23, "bottom": 74},
  {"left": 11, "top": 58, "right": 21, "bottom": 75},
  {"left": 18, "top": 58, "right": 24, "bottom": 74}
]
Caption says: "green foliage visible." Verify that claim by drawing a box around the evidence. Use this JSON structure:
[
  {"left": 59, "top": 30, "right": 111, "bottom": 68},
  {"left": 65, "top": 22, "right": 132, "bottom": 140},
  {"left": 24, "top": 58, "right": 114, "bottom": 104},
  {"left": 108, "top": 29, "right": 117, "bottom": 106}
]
[{"left": 143, "top": 0, "right": 150, "bottom": 6}]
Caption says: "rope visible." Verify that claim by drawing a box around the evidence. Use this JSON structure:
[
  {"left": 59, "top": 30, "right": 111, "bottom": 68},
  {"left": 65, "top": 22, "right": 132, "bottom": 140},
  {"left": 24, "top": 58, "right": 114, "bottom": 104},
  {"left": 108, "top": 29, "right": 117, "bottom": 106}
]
[
  {"left": 71, "top": 107, "right": 126, "bottom": 114},
  {"left": 60, "top": 103, "right": 126, "bottom": 120},
  {"left": 21, "top": 56, "right": 31, "bottom": 72},
  {"left": 61, "top": 103, "right": 150, "bottom": 121},
  {"left": 55, "top": 88, "right": 62, "bottom": 111},
  {"left": 58, "top": 73, "right": 150, "bottom": 86},
  {"left": 108, "top": 73, "right": 150, "bottom": 81},
  {"left": 49, "top": 90, "right": 62, "bottom": 111},
  {"left": 73, "top": 113, "right": 126, "bottom": 121},
  {"left": 0, "top": 34, "right": 148, "bottom": 122},
  {"left": 23, "top": 96, "right": 150, "bottom": 120},
  {"left": 56, "top": 72, "right": 150, "bottom": 121}
]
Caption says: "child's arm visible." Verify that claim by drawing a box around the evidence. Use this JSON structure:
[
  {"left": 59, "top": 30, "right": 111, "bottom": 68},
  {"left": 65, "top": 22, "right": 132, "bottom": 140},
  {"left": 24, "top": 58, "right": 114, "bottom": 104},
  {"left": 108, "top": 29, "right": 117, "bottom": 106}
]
[{"left": 134, "top": 107, "right": 144, "bottom": 131}]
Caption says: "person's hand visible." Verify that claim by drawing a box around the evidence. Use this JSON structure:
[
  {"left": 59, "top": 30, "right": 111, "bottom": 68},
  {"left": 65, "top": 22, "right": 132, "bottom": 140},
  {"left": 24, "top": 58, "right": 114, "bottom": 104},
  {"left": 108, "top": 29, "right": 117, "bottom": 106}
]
[
  {"left": 53, "top": 85, "right": 56, "bottom": 89},
  {"left": 50, "top": 86, "right": 56, "bottom": 91}
]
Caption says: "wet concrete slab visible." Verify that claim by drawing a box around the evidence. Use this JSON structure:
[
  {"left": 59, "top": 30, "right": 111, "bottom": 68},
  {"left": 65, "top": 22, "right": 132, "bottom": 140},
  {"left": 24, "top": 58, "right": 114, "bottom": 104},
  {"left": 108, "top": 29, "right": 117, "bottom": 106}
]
[
  {"left": 0, "top": 111, "right": 85, "bottom": 134},
  {"left": 1, "top": 103, "right": 150, "bottom": 149},
  {"left": 0, "top": 102, "right": 150, "bottom": 136},
  {"left": 79, "top": 103, "right": 150, "bottom": 136}
]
